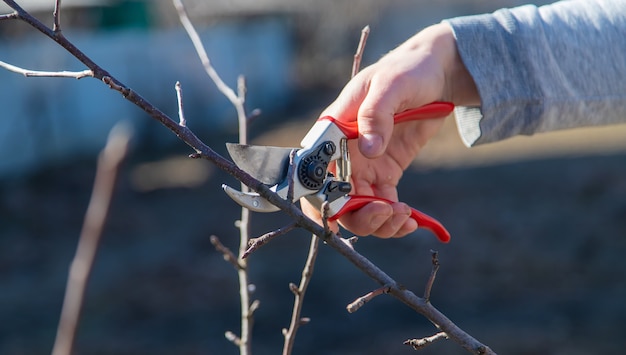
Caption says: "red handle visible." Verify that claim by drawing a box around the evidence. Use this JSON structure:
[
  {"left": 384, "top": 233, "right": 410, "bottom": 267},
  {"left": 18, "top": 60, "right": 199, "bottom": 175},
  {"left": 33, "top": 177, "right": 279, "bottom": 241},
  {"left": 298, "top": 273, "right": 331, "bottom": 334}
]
[
  {"left": 319, "top": 101, "right": 454, "bottom": 139},
  {"left": 329, "top": 195, "right": 450, "bottom": 243}
]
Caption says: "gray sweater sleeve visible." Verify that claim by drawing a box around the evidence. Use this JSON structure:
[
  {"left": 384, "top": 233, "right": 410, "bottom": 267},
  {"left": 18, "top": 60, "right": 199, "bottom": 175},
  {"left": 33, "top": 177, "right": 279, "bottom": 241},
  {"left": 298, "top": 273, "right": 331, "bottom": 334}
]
[{"left": 444, "top": 0, "right": 626, "bottom": 147}]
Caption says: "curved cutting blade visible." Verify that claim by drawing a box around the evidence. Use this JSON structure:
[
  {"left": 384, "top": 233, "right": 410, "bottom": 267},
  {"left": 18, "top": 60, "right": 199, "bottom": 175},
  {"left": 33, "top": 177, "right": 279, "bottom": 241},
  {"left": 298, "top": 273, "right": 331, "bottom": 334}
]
[
  {"left": 226, "top": 143, "right": 296, "bottom": 185},
  {"left": 222, "top": 184, "right": 280, "bottom": 212}
]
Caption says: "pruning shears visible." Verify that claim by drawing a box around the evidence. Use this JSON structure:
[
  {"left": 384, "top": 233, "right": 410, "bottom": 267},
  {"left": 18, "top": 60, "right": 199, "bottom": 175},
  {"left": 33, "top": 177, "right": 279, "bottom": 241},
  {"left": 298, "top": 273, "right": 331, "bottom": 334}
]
[{"left": 222, "top": 102, "right": 454, "bottom": 242}]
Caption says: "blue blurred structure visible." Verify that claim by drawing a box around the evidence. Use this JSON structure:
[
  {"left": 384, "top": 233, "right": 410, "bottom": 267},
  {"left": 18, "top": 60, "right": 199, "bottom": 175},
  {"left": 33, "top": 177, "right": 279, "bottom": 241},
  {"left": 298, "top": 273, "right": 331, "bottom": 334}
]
[
  {"left": 0, "top": 0, "right": 558, "bottom": 178},
  {"left": 0, "top": 0, "right": 294, "bottom": 177}
]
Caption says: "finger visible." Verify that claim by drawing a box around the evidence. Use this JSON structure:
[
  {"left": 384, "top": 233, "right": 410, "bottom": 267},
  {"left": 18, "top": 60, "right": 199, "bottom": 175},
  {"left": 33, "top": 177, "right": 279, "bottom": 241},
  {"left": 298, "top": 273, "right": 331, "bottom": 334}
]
[
  {"left": 356, "top": 80, "right": 396, "bottom": 159},
  {"left": 371, "top": 181, "right": 399, "bottom": 203},
  {"left": 371, "top": 202, "right": 418, "bottom": 238},
  {"left": 336, "top": 200, "right": 393, "bottom": 236}
]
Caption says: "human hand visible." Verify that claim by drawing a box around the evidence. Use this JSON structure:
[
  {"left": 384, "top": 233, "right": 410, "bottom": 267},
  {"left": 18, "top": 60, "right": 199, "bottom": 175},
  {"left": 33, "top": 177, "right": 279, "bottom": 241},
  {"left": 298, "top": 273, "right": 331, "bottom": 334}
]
[{"left": 302, "top": 23, "right": 478, "bottom": 238}]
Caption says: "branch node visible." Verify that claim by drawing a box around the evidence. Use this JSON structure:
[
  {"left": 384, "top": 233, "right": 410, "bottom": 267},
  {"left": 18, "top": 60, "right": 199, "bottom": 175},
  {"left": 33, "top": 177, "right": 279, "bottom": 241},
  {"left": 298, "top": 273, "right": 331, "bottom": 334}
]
[
  {"left": 102, "top": 76, "right": 131, "bottom": 97},
  {"left": 289, "top": 282, "right": 300, "bottom": 295}
]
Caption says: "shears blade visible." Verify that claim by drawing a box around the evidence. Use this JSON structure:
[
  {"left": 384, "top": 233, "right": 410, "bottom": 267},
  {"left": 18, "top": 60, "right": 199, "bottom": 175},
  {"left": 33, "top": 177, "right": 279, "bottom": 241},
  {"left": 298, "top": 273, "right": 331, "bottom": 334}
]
[
  {"left": 226, "top": 143, "right": 296, "bottom": 185},
  {"left": 222, "top": 184, "right": 280, "bottom": 212}
]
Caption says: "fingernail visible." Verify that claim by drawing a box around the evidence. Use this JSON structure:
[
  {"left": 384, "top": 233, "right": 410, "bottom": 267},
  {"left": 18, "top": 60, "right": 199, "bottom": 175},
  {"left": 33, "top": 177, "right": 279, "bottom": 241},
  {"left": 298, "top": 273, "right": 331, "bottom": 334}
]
[
  {"left": 402, "top": 204, "right": 411, "bottom": 216},
  {"left": 360, "top": 133, "right": 383, "bottom": 157}
]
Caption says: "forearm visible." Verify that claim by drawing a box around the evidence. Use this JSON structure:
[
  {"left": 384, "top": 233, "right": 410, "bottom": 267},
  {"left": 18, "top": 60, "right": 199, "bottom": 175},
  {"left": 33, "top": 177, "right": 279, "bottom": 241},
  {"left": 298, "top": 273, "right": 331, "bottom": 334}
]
[{"left": 445, "top": 0, "right": 626, "bottom": 146}]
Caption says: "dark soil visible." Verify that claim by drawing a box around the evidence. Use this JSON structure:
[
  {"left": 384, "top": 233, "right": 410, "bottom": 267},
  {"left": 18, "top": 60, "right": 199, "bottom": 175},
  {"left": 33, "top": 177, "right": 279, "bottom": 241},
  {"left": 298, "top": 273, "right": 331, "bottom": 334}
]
[{"left": 1, "top": 149, "right": 626, "bottom": 355}]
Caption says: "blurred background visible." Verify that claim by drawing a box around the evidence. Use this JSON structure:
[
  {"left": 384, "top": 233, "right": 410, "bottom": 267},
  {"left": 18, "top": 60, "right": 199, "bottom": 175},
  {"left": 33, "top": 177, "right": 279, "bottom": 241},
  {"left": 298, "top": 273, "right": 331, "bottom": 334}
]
[{"left": 1, "top": 0, "right": 626, "bottom": 354}]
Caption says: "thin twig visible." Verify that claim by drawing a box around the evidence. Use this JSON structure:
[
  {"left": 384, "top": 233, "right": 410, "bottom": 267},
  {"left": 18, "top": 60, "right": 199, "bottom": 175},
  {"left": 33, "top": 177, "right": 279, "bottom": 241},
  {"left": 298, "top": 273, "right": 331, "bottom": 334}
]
[
  {"left": 282, "top": 234, "right": 320, "bottom": 355},
  {"left": 225, "top": 330, "right": 242, "bottom": 346},
  {"left": 175, "top": 81, "right": 186, "bottom": 127},
  {"left": 351, "top": 25, "right": 370, "bottom": 78},
  {"left": 242, "top": 222, "right": 298, "bottom": 259},
  {"left": 346, "top": 236, "right": 359, "bottom": 245},
  {"left": 346, "top": 284, "right": 391, "bottom": 313},
  {"left": 0, "top": 11, "right": 18, "bottom": 21},
  {"left": 424, "top": 250, "right": 440, "bottom": 302},
  {"left": 404, "top": 332, "right": 449, "bottom": 350},
  {"left": 53, "top": 0, "right": 62, "bottom": 33},
  {"left": 51, "top": 124, "right": 131, "bottom": 355},
  {"left": 171, "top": 0, "right": 237, "bottom": 103},
  {"left": 247, "top": 108, "right": 262, "bottom": 125},
  {"left": 321, "top": 201, "right": 333, "bottom": 238},
  {"left": 210, "top": 235, "right": 242, "bottom": 270},
  {"left": 286, "top": 149, "right": 298, "bottom": 203},
  {"left": 0, "top": 60, "right": 93, "bottom": 79}
]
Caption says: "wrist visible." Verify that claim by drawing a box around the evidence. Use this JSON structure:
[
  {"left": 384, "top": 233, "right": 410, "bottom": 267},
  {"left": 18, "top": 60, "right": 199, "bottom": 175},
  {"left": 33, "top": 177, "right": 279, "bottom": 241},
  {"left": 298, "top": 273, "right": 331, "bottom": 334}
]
[{"left": 423, "top": 23, "right": 480, "bottom": 106}]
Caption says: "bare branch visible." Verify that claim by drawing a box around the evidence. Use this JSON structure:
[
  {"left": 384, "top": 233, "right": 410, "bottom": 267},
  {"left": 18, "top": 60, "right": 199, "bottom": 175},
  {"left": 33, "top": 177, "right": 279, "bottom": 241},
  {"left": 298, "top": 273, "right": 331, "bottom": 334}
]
[
  {"left": 171, "top": 0, "right": 241, "bottom": 105},
  {"left": 0, "top": 60, "right": 93, "bottom": 79},
  {"left": 351, "top": 25, "right": 370, "bottom": 78},
  {"left": 210, "top": 235, "right": 243, "bottom": 270},
  {"left": 175, "top": 81, "right": 187, "bottom": 127},
  {"left": 424, "top": 250, "right": 440, "bottom": 301},
  {"left": 242, "top": 222, "right": 298, "bottom": 259},
  {"left": 51, "top": 124, "right": 131, "bottom": 355},
  {"left": 404, "top": 332, "right": 449, "bottom": 350},
  {"left": 282, "top": 234, "right": 320, "bottom": 355},
  {"left": 346, "top": 284, "right": 391, "bottom": 313}
]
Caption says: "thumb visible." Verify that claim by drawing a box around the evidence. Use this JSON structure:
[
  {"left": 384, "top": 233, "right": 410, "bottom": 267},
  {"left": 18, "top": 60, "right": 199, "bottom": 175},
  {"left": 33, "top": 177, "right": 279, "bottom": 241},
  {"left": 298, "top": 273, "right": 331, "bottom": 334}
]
[{"left": 356, "top": 90, "right": 397, "bottom": 159}]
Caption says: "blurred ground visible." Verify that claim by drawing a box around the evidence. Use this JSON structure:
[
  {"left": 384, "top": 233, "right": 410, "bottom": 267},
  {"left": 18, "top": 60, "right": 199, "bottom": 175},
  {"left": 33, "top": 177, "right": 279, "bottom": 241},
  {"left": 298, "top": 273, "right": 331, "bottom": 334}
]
[{"left": 1, "top": 114, "right": 626, "bottom": 355}]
